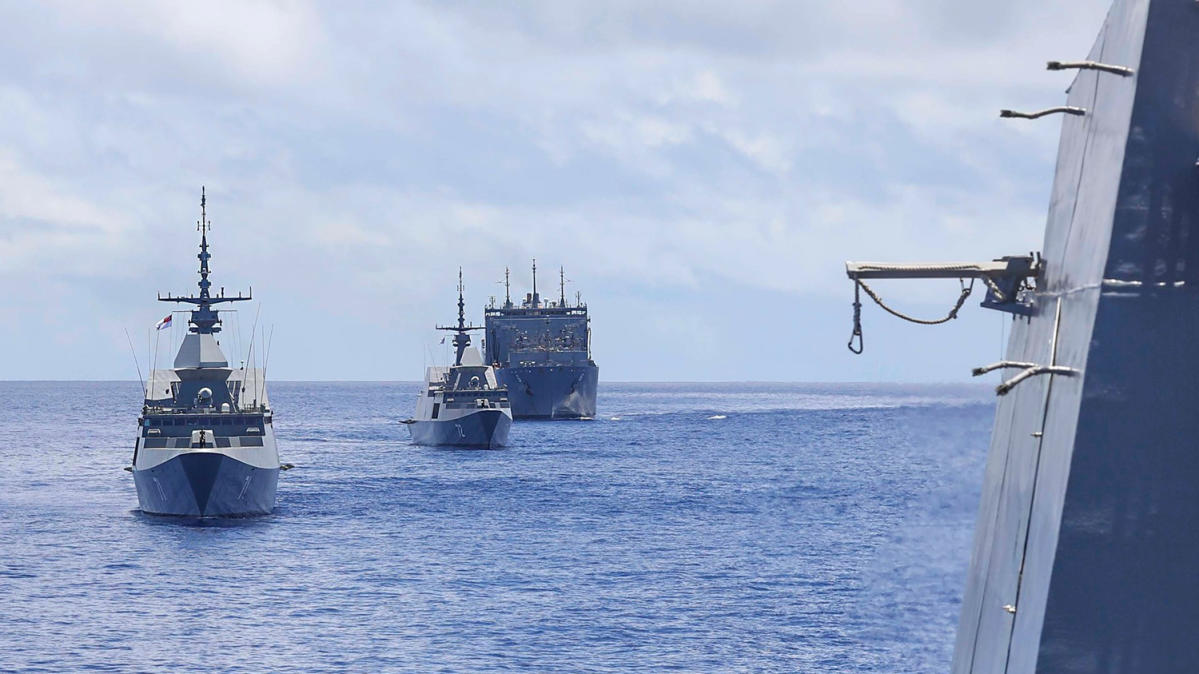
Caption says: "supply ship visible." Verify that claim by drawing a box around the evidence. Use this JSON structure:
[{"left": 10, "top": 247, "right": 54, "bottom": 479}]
[
  {"left": 483, "top": 262, "right": 598, "bottom": 419},
  {"left": 844, "top": 1, "right": 1199, "bottom": 670}
]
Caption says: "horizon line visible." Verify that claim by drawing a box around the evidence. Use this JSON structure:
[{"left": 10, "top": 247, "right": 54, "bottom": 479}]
[{"left": 0, "top": 379, "right": 993, "bottom": 386}]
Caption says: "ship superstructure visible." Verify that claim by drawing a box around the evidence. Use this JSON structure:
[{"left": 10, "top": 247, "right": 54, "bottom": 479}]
[
  {"left": 483, "top": 261, "right": 598, "bottom": 419},
  {"left": 131, "top": 189, "right": 280, "bottom": 517},
  {"left": 844, "top": 1, "right": 1199, "bottom": 670},
  {"left": 408, "top": 271, "right": 513, "bottom": 449}
]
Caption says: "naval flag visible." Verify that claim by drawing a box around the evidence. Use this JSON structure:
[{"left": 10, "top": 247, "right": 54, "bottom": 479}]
[{"left": 155, "top": 315, "right": 172, "bottom": 330}]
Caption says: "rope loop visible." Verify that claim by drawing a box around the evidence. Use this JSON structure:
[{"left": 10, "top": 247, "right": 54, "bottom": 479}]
[
  {"left": 855, "top": 277, "right": 975, "bottom": 326},
  {"left": 847, "top": 283, "right": 864, "bottom": 354}
]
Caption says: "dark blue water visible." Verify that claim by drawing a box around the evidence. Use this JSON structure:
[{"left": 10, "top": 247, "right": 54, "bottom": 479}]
[{"left": 0, "top": 382, "right": 992, "bottom": 672}]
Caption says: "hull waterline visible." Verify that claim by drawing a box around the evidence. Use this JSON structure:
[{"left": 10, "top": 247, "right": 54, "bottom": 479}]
[
  {"left": 497, "top": 364, "right": 597, "bottom": 419},
  {"left": 133, "top": 451, "right": 278, "bottom": 517},
  {"left": 409, "top": 409, "right": 512, "bottom": 449}
]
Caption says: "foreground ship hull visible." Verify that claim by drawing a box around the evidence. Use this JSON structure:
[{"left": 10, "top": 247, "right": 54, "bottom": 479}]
[
  {"left": 496, "top": 364, "right": 597, "bottom": 419},
  {"left": 132, "top": 190, "right": 283, "bottom": 519},
  {"left": 409, "top": 409, "right": 512, "bottom": 449},
  {"left": 953, "top": 1, "right": 1199, "bottom": 671},
  {"left": 133, "top": 451, "right": 279, "bottom": 517}
]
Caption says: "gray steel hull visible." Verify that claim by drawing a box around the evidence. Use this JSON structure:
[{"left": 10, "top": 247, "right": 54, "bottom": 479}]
[
  {"left": 133, "top": 452, "right": 278, "bottom": 517},
  {"left": 496, "top": 364, "right": 597, "bottom": 419},
  {"left": 952, "top": 2, "right": 1199, "bottom": 671},
  {"left": 409, "top": 409, "right": 512, "bottom": 449}
]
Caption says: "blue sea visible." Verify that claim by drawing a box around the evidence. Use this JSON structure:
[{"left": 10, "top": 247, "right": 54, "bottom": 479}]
[{"left": 0, "top": 382, "right": 993, "bottom": 672}]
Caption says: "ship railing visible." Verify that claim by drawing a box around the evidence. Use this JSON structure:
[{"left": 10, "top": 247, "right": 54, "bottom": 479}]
[
  {"left": 145, "top": 406, "right": 268, "bottom": 415},
  {"left": 448, "top": 387, "right": 508, "bottom": 395},
  {"left": 441, "top": 398, "right": 509, "bottom": 410},
  {"left": 484, "top": 306, "right": 588, "bottom": 317}
]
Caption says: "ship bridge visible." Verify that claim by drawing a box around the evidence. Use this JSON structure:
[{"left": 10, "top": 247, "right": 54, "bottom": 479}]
[{"left": 483, "top": 261, "right": 592, "bottom": 368}]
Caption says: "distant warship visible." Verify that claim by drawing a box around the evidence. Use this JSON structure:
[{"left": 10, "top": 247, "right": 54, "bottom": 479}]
[
  {"left": 845, "top": 1, "right": 1199, "bottom": 670},
  {"left": 407, "top": 271, "right": 513, "bottom": 449},
  {"left": 483, "top": 261, "right": 598, "bottom": 419},
  {"left": 131, "top": 189, "right": 280, "bottom": 517}
]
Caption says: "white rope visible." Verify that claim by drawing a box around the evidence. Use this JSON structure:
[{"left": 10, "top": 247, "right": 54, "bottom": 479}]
[
  {"left": 1000, "top": 107, "right": 1087, "bottom": 120},
  {"left": 1047, "top": 60, "right": 1134, "bottom": 77},
  {"left": 996, "top": 366, "right": 1079, "bottom": 396},
  {"left": 972, "top": 361, "right": 1039, "bottom": 377}
]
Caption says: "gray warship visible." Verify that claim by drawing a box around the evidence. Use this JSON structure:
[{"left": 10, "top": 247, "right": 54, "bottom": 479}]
[
  {"left": 483, "top": 261, "right": 598, "bottom": 419},
  {"left": 131, "top": 189, "right": 280, "bottom": 517},
  {"left": 407, "top": 271, "right": 513, "bottom": 449},
  {"left": 845, "top": 1, "right": 1199, "bottom": 670}
]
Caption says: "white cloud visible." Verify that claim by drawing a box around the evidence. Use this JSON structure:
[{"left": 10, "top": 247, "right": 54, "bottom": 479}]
[
  {"left": 0, "top": 0, "right": 1116, "bottom": 380},
  {"left": 0, "top": 152, "right": 144, "bottom": 278},
  {"left": 0, "top": 153, "right": 122, "bottom": 230}
]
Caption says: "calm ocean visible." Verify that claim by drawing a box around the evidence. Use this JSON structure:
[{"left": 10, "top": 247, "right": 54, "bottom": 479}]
[{"left": 0, "top": 381, "right": 992, "bottom": 672}]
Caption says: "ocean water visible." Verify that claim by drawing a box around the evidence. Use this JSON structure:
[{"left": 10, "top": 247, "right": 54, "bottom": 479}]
[{"left": 0, "top": 382, "right": 993, "bottom": 673}]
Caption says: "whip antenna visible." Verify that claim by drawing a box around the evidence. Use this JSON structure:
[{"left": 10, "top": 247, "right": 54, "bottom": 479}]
[{"left": 124, "top": 328, "right": 146, "bottom": 400}]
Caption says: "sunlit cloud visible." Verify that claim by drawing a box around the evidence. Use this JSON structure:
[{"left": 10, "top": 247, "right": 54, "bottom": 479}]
[{"left": 0, "top": 0, "right": 1112, "bottom": 380}]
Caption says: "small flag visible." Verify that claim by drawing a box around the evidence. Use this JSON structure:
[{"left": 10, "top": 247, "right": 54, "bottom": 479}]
[{"left": 155, "top": 315, "right": 172, "bottom": 330}]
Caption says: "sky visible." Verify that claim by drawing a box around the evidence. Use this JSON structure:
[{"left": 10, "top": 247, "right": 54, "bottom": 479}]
[{"left": 0, "top": 0, "right": 1115, "bottom": 381}]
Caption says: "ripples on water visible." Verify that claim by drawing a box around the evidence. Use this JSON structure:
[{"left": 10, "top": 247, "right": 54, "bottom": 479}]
[{"left": 0, "top": 382, "right": 992, "bottom": 672}]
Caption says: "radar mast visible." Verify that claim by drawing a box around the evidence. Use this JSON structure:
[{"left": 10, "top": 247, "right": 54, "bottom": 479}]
[
  {"left": 157, "top": 187, "right": 251, "bottom": 334},
  {"left": 437, "top": 268, "right": 483, "bottom": 366}
]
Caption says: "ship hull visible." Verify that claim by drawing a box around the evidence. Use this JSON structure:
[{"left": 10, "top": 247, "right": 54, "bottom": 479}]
[
  {"left": 952, "top": 2, "right": 1199, "bottom": 671},
  {"left": 409, "top": 409, "right": 512, "bottom": 449},
  {"left": 496, "top": 364, "right": 597, "bottom": 419},
  {"left": 133, "top": 451, "right": 278, "bottom": 517}
]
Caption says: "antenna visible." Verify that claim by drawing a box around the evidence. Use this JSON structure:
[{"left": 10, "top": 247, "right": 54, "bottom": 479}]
[
  {"left": 559, "top": 266, "right": 566, "bottom": 307},
  {"left": 262, "top": 324, "right": 275, "bottom": 408},
  {"left": 436, "top": 268, "right": 484, "bottom": 366},
  {"left": 159, "top": 187, "right": 251, "bottom": 335},
  {"left": 198, "top": 186, "right": 212, "bottom": 301},
  {"left": 531, "top": 258, "right": 539, "bottom": 307},
  {"left": 504, "top": 267, "right": 511, "bottom": 308},
  {"left": 242, "top": 303, "right": 262, "bottom": 410},
  {"left": 259, "top": 323, "right": 266, "bottom": 408},
  {"left": 457, "top": 268, "right": 466, "bottom": 331},
  {"left": 124, "top": 328, "right": 146, "bottom": 402}
]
